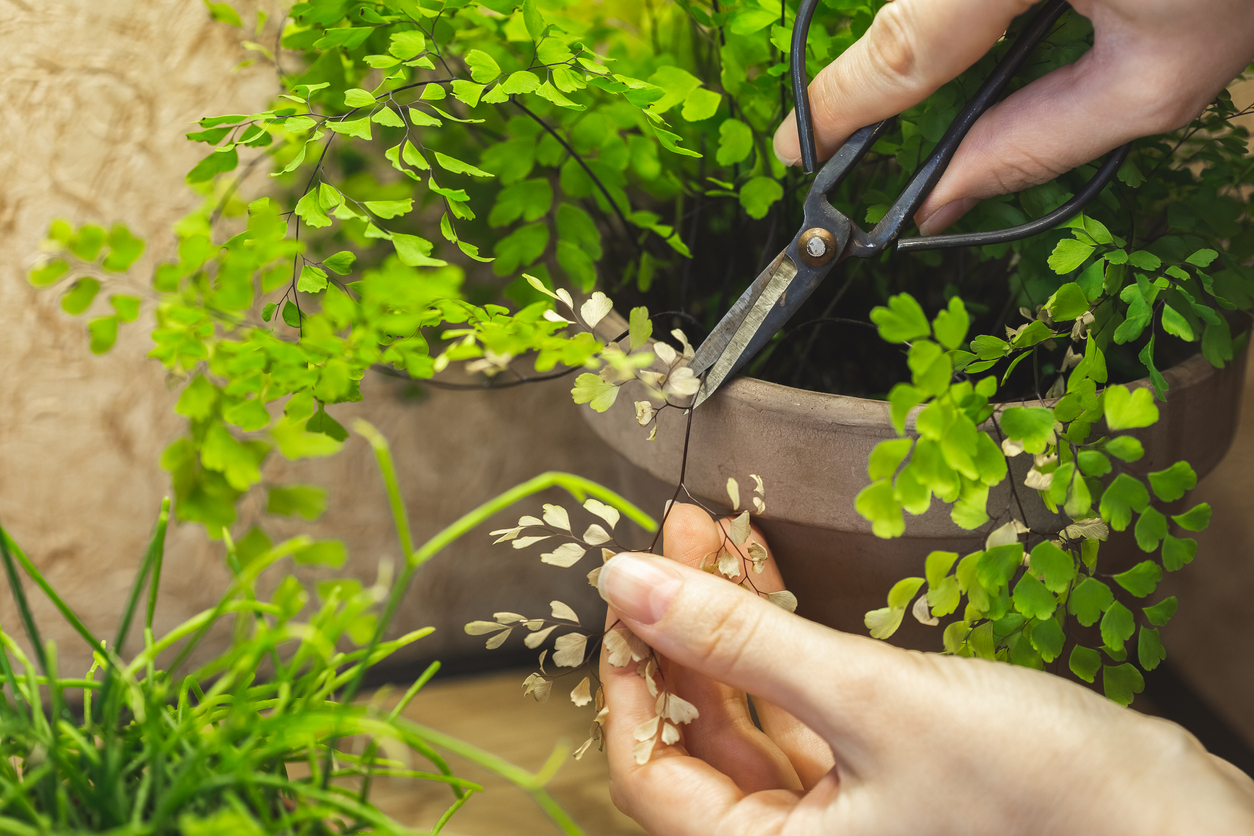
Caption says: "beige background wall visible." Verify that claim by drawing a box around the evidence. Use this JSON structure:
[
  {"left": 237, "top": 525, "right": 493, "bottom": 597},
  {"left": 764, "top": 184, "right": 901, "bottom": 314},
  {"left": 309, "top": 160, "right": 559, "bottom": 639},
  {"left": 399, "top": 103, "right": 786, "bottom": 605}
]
[{"left": 1, "top": 0, "right": 278, "bottom": 669}]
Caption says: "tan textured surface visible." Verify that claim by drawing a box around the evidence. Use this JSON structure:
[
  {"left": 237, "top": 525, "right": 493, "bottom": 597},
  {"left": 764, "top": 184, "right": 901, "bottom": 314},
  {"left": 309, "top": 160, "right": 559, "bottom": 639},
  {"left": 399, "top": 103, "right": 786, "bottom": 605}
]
[
  {"left": 1160, "top": 356, "right": 1254, "bottom": 746},
  {"left": 0, "top": 0, "right": 282, "bottom": 670},
  {"left": 0, "top": 1, "right": 633, "bottom": 677}
]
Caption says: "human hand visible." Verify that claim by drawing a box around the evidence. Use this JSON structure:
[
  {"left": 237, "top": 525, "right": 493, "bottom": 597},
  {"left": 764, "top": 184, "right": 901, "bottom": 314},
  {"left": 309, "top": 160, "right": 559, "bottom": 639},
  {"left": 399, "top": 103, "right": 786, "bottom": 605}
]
[
  {"left": 598, "top": 504, "right": 1254, "bottom": 835},
  {"left": 771, "top": 0, "right": 1254, "bottom": 235}
]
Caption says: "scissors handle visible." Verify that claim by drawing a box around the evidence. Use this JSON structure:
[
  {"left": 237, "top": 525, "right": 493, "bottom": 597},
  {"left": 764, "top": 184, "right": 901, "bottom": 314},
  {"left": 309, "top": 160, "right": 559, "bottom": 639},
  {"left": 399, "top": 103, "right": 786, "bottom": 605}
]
[
  {"left": 792, "top": 0, "right": 1130, "bottom": 254},
  {"left": 894, "top": 142, "right": 1130, "bottom": 252},
  {"left": 789, "top": 0, "right": 826, "bottom": 173}
]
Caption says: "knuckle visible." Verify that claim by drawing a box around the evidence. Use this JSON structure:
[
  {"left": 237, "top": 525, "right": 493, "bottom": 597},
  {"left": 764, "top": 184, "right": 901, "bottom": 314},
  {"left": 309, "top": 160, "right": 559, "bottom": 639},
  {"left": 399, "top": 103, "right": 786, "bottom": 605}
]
[
  {"left": 986, "top": 142, "right": 1069, "bottom": 194},
  {"left": 1141, "top": 715, "right": 1206, "bottom": 761},
  {"left": 1140, "top": 94, "right": 1207, "bottom": 134},
  {"left": 685, "top": 591, "right": 767, "bottom": 675},
  {"left": 842, "top": 643, "right": 928, "bottom": 710},
  {"left": 1110, "top": 57, "right": 1211, "bottom": 135},
  {"left": 866, "top": 2, "right": 921, "bottom": 87}
]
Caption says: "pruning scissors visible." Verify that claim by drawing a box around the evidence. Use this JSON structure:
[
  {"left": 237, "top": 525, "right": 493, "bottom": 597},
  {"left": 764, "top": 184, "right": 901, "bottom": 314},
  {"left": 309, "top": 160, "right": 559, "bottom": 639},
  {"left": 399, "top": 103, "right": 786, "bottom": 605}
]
[{"left": 688, "top": 0, "right": 1130, "bottom": 409}]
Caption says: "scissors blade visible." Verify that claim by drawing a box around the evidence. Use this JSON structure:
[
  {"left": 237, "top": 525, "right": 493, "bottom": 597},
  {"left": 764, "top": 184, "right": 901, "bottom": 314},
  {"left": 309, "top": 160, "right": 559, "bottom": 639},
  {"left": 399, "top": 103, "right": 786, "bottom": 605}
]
[{"left": 689, "top": 251, "right": 798, "bottom": 410}]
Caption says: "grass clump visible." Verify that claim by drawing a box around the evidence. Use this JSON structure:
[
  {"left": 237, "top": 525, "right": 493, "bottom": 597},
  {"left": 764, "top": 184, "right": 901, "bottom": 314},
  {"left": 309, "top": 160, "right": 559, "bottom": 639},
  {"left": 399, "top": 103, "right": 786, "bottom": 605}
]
[{"left": 0, "top": 421, "right": 651, "bottom": 835}]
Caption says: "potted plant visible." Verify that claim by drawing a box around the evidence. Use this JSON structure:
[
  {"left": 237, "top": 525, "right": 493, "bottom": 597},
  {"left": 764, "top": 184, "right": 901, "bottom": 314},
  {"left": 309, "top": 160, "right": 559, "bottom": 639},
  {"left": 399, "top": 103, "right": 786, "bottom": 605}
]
[
  {"left": 578, "top": 114, "right": 1252, "bottom": 707},
  {"left": 490, "top": 4, "right": 1254, "bottom": 708},
  {"left": 25, "top": 0, "right": 1253, "bottom": 729}
]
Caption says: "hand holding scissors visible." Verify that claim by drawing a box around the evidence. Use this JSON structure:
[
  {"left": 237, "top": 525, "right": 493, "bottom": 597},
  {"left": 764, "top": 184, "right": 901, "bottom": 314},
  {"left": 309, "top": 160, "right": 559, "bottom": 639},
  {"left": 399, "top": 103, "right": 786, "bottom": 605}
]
[
  {"left": 691, "top": 0, "right": 1254, "bottom": 407},
  {"left": 691, "top": 0, "right": 1131, "bottom": 407},
  {"left": 773, "top": 0, "right": 1254, "bottom": 236}
]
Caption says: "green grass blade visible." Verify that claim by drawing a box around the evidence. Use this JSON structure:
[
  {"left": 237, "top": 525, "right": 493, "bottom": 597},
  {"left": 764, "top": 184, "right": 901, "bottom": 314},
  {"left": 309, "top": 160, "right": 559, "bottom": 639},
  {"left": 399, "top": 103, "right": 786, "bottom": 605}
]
[
  {"left": 356, "top": 421, "right": 416, "bottom": 559},
  {"left": 0, "top": 815, "right": 42, "bottom": 835},
  {"left": 0, "top": 522, "right": 49, "bottom": 675},
  {"left": 124, "top": 600, "right": 280, "bottom": 677},
  {"left": 162, "top": 537, "right": 312, "bottom": 677},
  {"left": 386, "top": 661, "right": 441, "bottom": 721},
  {"left": 431, "top": 789, "right": 475, "bottom": 834},
  {"left": 398, "top": 718, "right": 584, "bottom": 835},
  {"left": 97, "top": 498, "right": 170, "bottom": 724},
  {"left": 116, "top": 498, "right": 170, "bottom": 652},
  {"left": 0, "top": 523, "right": 108, "bottom": 663},
  {"left": 359, "top": 660, "right": 445, "bottom": 806},
  {"left": 0, "top": 629, "right": 26, "bottom": 721}
]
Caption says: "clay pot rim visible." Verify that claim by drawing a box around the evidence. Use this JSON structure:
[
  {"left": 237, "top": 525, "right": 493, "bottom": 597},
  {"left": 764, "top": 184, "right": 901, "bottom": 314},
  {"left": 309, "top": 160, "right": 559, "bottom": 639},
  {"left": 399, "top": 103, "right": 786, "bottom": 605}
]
[
  {"left": 603, "top": 310, "right": 1226, "bottom": 426},
  {"left": 590, "top": 311, "right": 1246, "bottom": 536},
  {"left": 707, "top": 349, "right": 1220, "bottom": 428}
]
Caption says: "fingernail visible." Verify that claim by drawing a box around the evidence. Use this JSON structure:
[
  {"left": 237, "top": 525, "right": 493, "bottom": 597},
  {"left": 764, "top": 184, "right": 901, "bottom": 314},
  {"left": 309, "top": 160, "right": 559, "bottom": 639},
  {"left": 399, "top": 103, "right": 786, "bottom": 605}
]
[
  {"left": 773, "top": 137, "right": 801, "bottom": 168},
  {"left": 772, "top": 123, "right": 801, "bottom": 168},
  {"left": 773, "top": 143, "right": 801, "bottom": 168},
  {"left": 916, "top": 197, "right": 978, "bottom": 237},
  {"left": 597, "top": 553, "right": 683, "bottom": 625}
]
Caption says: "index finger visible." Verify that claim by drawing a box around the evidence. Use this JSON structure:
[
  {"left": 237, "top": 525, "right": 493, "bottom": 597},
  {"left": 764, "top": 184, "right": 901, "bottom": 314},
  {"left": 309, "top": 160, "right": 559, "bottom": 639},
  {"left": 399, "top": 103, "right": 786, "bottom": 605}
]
[
  {"left": 773, "top": 0, "right": 1037, "bottom": 165},
  {"left": 598, "top": 552, "right": 921, "bottom": 773}
]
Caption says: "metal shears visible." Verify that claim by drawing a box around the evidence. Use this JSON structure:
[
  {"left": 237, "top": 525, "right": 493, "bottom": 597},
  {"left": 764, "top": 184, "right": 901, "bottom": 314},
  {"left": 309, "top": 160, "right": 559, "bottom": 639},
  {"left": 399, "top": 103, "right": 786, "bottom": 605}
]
[{"left": 689, "top": 0, "right": 1129, "bottom": 408}]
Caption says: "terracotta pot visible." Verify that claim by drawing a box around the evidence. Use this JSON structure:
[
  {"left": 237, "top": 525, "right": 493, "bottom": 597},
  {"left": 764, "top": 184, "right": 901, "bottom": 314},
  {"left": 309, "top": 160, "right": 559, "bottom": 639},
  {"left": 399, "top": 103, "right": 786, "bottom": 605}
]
[{"left": 584, "top": 314, "right": 1249, "bottom": 650}]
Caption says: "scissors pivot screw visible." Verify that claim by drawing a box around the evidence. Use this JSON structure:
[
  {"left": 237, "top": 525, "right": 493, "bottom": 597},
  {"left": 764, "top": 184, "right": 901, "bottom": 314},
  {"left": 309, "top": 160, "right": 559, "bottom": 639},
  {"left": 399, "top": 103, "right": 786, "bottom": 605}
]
[{"left": 798, "top": 227, "right": 837, "bottom": 266}]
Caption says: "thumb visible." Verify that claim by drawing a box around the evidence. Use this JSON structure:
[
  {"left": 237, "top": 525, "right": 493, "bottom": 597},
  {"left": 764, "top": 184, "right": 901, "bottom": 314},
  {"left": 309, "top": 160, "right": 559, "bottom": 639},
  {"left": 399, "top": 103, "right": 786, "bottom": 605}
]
[
  {"left": 598, "top": 551, "right": 901, "bottom": 765},
  {"left": 772, "top": 0, "right": 1034, "bottom": 166}
]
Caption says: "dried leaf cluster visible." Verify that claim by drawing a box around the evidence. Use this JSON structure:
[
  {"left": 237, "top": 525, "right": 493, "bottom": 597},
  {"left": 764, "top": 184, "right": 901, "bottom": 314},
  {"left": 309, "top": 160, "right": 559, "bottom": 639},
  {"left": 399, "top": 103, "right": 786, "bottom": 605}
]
[
  {"left": 696, "top": 477, "right": 796, "bottom": 611},
  {"left": 490, "top": 497, "right": 623, "bottom": 578},
  {"left": 469, "top": 497, "right": 627, "bottom": 759},
  {"left": 467, "top": 278, "right": 800, "bottom": 762},
  {"left": 537, "top": 276, "right": 700, "bottom": 440},
  {"left": 468, "top": 471, "right": 795, "bottom": 762}
]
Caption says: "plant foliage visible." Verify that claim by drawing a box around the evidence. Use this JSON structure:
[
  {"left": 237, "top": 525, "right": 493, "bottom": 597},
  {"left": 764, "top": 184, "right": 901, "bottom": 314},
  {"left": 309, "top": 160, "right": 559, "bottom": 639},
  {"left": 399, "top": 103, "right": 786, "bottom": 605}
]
[{"left": 850, "top": 216, "right": 1232, "bottom": 704}]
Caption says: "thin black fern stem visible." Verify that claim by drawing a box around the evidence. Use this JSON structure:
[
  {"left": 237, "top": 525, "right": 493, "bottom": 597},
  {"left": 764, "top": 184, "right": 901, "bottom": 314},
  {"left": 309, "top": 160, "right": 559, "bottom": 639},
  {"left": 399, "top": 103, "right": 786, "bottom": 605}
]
[
  {"left": 511, "top": 99, "right": 645, "bottom": 262},
  {"left": 649, "top": 398, "right": 698, "bottom": 554}
]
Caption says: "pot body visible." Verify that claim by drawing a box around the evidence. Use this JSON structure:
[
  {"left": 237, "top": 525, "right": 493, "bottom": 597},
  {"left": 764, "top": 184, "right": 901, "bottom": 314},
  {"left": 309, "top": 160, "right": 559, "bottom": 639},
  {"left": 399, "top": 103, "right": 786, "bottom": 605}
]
[{"left": 584, "top": 323, "right": 1249, "bottom": 649}]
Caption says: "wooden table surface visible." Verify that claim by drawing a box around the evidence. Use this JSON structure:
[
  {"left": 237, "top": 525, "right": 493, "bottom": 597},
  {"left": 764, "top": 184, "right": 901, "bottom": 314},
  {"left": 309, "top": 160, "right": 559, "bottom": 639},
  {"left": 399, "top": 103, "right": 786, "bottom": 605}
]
[{"left": 367, "top": 668, "right": 646, "bottom": 836}]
